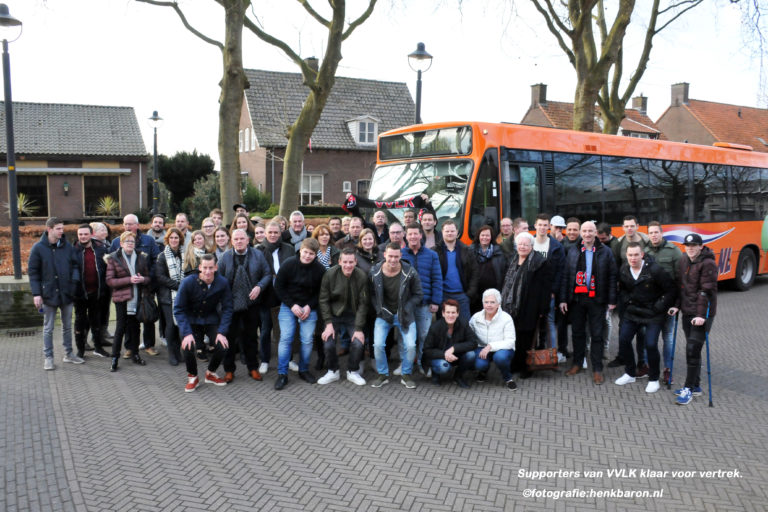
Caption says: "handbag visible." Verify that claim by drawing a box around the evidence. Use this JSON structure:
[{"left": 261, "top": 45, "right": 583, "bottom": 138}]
[
  {"left": 135, "top": 289, "right": 159, "bottom": 324},
  {"left": 526, "top": 318, "right": 559, "bottom": 371}
]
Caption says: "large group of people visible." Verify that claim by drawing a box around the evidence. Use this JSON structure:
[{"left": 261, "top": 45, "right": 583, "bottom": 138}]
[{"left": 29, "top": 201, "right": 717, "bottom": 405}]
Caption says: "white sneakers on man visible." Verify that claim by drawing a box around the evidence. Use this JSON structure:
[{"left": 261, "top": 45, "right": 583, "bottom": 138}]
[
  {"left": 615, "top": 373, "right": 636, "bottom": 386},
  {"left": 346, "top": 371, "right": 366, "bottom": 386},
  {"left": 318, "top": 370, "right": 340, "bottom": 385},
  {"left": 645, "top": 380, "right": 660, "bottom": 393},
  {"left": 259, "top": 362, "right": 269, "bottom": 375},
  {"left": 392, "top": 365, "right": 402, "bottom": 376}
]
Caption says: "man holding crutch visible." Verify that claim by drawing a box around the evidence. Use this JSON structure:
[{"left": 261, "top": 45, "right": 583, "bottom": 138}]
[{"left": 667, "top": 234, "right": 718, "bottom": 406}]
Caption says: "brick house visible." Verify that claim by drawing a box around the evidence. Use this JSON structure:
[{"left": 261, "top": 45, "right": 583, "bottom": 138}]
[
  {"left": 0, "top": 102, "right": 148, "bottom": 225},
  {"left": 521, "top": 83, "right": 665, "bottom": 139},
  {"left": 238, "top": 69, "right": 414, "bottom": 206},
  {"left": 655, "top": 82, "right": 768, "bottom": 152}
]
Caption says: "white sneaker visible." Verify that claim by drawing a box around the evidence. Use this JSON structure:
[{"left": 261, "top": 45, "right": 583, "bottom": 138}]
[
  {"left": 346, "top": 370, "right": 366, "bottom": 386},
  {"left": 557, "top": 352, "right": 567, "bottom": 364},
  {"left": 44, "top": 357, "right": 54, "bottom": 370},
  {"left": 288, "top": 361, "right": 299, "bottom": 372},
  {"left": 393, "top": 364, "right": 402, "bottom": 376},
  {"left": 317, "top": 370, "right": 340, "bottom": 385},
  {"left": 259, "top": 362, "right": 269, "bottom": 375},
  {"left": 425, "top": 368, "right": 432, "bottom": 378},
  {"left": 582, "top": 358, "right": 588, "bottom": 369},
  {"left": 63, "top": 353, "right": 85, "bottom": 364},
  {"left": 615, "top": 373, "right": 636, "bottom": 386},
  {"left": 160, "top": 337, "right": 167, "bottom": 347},
  {"left": 645, "top": 380, "right": 660, "bottom": 393},
  {"left": 139, "top": 342, "right": 146, "bottom": 350}
]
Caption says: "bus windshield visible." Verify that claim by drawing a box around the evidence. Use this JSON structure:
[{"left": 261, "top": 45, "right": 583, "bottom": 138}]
[{"left": 368, "top": 160, "right": 473, "bottom": 230}]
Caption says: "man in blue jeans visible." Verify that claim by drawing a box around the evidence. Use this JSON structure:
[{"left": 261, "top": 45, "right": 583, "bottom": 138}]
[
  {"left": 613, "top": 243, "right": 676, "bottom": 393},
  {"left": 273, "top": 238, "right": 326, "bottom": 390},
  {"left": 401, "top": 223, "right": 443, "bottom": 376},
  {"left": 370, "top": 244, "right": 423, "bottom": 389}
]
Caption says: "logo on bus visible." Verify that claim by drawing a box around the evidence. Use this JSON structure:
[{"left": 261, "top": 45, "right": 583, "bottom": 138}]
[
  {"left": 374, "top": 198, "right": 416, "bottom": 209},
  {"left": 717, "top": 247, "right": 732, "bottom": 276},
  {"left": 664, "top": 227, "right": 735, "bottom": 245}
]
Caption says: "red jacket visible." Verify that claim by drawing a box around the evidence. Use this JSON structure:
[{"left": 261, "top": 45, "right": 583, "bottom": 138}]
[{"left": 105, "top": 249, "right": 150, "bottom": 303}]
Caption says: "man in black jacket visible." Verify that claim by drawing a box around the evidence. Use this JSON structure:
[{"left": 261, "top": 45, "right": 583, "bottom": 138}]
[
  {"left": 73, "top": 224, "right": 110, "bottom": 358},
  {"left": 423, "top": 299, "right": 478, "bottom": 388},
  {"left": 29, "top": 218, "right": 82, "bottom": 370},
  {"left": 434, "top": 220, "right": 477, "bottom": 321},
  {"left": 614, "top": 243, "right": 676, "bottom": 393},
  {"left": 217, "top": 229, "right": 271, "bottom": 383},
  {"left": 559, "top": 221, "right": 617, "bottom": 385}
]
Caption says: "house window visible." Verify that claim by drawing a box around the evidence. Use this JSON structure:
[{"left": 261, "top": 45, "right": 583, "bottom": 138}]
[
  {"left": 251, "top": 129, "right": 257, "bottom": 150},
  {"left": 84, "top": 176, "right": 120, "bottom": 216},
  {"left": 357, "top": 179, "right": 370, "bottom": 197},
  {"left": 359, "top": 121, "right": 376, "bottom": 144},
  {"left": 300, "top": 174, "right": 323, "bottom": 205},
  {"left": 239, "top": 130, "right": 244, "bottom": 152},
  {"left": 17, "top": 175, "right": 48, "bottom": 217},
  {"left": 244, "top": 128, "right": 250, "bottom": 152}
]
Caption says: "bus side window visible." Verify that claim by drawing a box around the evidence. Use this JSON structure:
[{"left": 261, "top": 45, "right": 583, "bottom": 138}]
[
  {"left": 468, "top": 150, "right": 499, "bottom": 238},
  {"left": 503, "top": 162, "right": 541, "bottom": 223}
]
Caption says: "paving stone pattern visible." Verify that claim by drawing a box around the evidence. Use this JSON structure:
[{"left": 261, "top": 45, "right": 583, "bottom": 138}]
[{"left": 3, "top": 279, "right": 768, "bottom": 511}]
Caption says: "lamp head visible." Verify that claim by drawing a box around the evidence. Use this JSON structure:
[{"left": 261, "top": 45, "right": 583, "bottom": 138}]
[
  {"left": 0, "top": 4, "right": 22, "bottom": 43},
  {"left": 408, "top": 42, "right": 433, "bottom": 73}
]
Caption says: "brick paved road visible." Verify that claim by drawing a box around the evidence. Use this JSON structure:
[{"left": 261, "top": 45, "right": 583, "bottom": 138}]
[{"left": 3, "top": 279, "right": 768, "bottom": 511}]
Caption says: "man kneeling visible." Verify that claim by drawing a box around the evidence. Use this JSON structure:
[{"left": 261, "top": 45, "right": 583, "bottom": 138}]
[{"left": 423, "top": 299, "right": 478, "bottom": 388}]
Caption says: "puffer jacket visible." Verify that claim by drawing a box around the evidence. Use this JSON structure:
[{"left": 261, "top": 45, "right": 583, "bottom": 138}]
[
  {"left": 676, "top": 246, "right": 718, "bottom": 317},
  {"left": 618, "top": 256, "right": 677, "bottom": 324},
  {"left": 355, "top": 246, "right": 382, "bottom": 276},
  {"left": 28, "top": 233, "right": 80, "bottom": 307},
  {"left": 400, "top": 245, "right": 443, "bottom": 306},
  {"left": 469, "top": 308, "right": 516, "bottom": 352},
  {"left": 104, "top": 249, "right": 150, "bottom": 303},
  {"left": 423, "top": 316, "right": 478, "bottom": 361}
]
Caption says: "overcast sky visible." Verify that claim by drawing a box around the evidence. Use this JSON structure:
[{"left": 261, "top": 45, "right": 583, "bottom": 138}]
[{"left": 5, "top": 0, "right": 760, "bottom": 167}]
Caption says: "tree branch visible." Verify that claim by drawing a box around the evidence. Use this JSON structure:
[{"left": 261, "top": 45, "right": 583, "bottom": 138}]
[
  {"left": 530, "top": 0, "right": 576, "bottom": 65},
  {"left": 243, "top": 16, "right": 317, "bottom": 82},
  {"left": 297, "top": 0, "right": 330, "bottom": 27},
  {"left": 655, "top": 0, "right": 704, "bottom": 33},
  {"left": 135, "top": 0, "right": 223, "bottom": 49},
  {"left": 343, "top": 0, "right": 378, "bottom": 40}
]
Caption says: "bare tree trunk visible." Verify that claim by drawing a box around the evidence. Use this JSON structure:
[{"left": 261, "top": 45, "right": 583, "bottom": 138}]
[{"left": 218, "top": 0, "right": 249, "bottom": 226}]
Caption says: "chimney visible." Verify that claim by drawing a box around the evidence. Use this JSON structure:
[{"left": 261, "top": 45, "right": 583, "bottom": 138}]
[
  {"left": 671, "top": 82, "right": 689, "bottom": 107},
  {"left": 304, "top": 56, "right": 319, "bottom": 72},
  {"left": 631, "top": 94, "right": 648, "bottom": 115},
  {"left": 531, "top": 83, "right": 547, "bottom": 107}
]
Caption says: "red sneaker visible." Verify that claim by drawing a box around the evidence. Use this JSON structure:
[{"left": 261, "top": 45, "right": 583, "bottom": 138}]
[
  {"left": 204, "top": 370, "right": 227, "bottom": 386},
  {"left": 184, "top": 374, "right": 200, "bottom": 393}
]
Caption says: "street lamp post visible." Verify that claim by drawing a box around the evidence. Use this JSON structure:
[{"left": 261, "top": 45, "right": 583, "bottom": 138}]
[
  {"left": 148, "top": 111, "right": 163, "bottom": 214},
  {"left": 408, "top": 42, "right": 433, "bottom": 125},
  {"left": 0, "top": 3, "right": 22, "bottom": 279}
]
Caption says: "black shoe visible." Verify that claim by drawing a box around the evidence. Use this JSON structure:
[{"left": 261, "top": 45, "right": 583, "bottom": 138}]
[
  {"left": 454, "top": 377, "right": 471, "bottom": 389},
  {"left": 274, "top": 374, "right": 288, "bottom": 390},
  {"left": 476, "top": 371, "right": 487, "bottom": 383},
  {"left": 93, "top": 348, "right": 109, "bottom": 358},
  {"left": 298, "top": 371, "right": 317, "bottom": 384},
  {"left": 132, "top": 354, "right": 146, "bottom": 366},
  {"left": 168, "top": 355, "right": 179, "bottom": 366},
  {"left": 607, "top": 356, "right": 623, "bottom": 368},
  {"left": 197, "top": 350, "right": 208, "bottom": 362},
  {"left": 431, "top": 374, "right": 441, "bottom": 386},
  {"left": 506, "top": 379, "right": 518, "bottom": 391},
  {"left": 110, "top": 357, "right": 119, "bottom": 372}
]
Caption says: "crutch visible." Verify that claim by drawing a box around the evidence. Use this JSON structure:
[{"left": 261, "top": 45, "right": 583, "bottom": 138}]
[
  {"left": 705, "top": 303, "right": 713, "bottom": 407},
  {"left": 667, "top": 313, "right": 678, "bottom": 390}
]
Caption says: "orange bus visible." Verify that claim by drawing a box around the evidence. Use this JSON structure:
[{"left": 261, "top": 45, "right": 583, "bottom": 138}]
[{"left": 367, "top": 121, "right": 768, "bottom": 290}]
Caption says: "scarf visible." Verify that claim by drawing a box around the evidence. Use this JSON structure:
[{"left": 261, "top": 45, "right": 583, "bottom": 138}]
[
  {"left": 164, "top": 245, "right": 183, "bottom": 306},
  {"left": 288, "top": 227, "right": 307, "bottom": 250},
  {"left": 121, "top": 250, "right": 139, "bottom": 315},
  {"left": 474, "top": 243, "right": 495, "bottom": 262},
  {"left": 501, "top": 255, "right": 532, "bottom": 319},
  {"left": 574, "top": 245, "right": 597, "bottom": 297},
  {"left": 317, "top": 246, "right": 332, "bottom": 269}
]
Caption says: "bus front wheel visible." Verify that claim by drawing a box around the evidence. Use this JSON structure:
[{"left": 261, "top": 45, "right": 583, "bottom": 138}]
[{"left": 734, "top": 249, "right": 756, "bottom": 291}]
